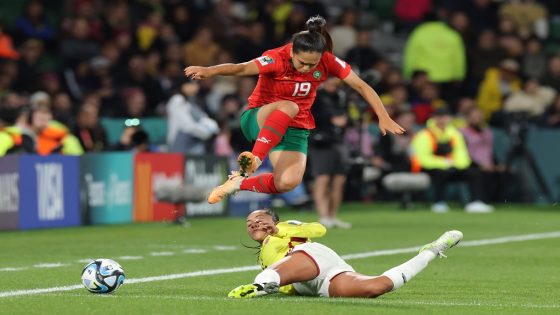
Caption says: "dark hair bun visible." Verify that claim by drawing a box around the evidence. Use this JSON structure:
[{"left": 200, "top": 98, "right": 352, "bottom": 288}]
[{"left": 306, "top": 15, "right": 326, "bottom": 33}]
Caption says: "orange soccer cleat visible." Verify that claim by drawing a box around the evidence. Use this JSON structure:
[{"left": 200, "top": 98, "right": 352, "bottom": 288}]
[
  {"left": 207, "top": 171, "right": 244, "bottom": 204},
  {"left": 237, "top": 151, "right": 262, "bottom": 177}
]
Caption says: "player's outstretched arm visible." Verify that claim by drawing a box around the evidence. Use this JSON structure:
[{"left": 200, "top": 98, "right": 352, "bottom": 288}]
[
  {"left": 184, "top": 61, "right": 259, "bottom": 80},
  {"left": 343, "top": 71, "right": 405, "bottom": 136}
]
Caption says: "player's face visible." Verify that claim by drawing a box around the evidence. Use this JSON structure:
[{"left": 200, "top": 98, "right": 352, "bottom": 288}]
[
  {"left": 246, "top": 210, "right": 275, "bottom": 242},
  {"left": 290, "top": 50, "right": 322, "bottom": 73}
]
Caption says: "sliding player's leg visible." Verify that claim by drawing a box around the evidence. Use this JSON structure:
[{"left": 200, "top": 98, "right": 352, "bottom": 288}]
[{"left": 329, "top": 230, "right": 464, "bottom": 298}]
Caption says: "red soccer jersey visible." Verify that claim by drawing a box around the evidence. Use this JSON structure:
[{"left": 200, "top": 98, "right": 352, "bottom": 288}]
[{"left": 247, "top": 43, "right": 352, "bottom": 129}]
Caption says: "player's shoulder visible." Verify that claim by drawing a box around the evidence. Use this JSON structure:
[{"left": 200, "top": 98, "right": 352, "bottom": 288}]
[{"left": 279, "top": 220, "right": 305, "bottom": 226}]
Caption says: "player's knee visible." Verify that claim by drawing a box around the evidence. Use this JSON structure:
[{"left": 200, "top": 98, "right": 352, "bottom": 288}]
[
  {"left": 278, "top": 101, "right": 299, "bottom": 117},
  {"left": 274, "top": 177, "right": 301, "bottom": 193}
]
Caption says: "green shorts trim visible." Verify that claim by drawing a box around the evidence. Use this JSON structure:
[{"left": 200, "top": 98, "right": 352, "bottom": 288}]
[{"left": 240, "top": 108, "right": 310, "bottom": 154}]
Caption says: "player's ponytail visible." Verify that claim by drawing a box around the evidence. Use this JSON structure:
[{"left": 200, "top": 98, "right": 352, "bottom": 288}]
[{"left": 292, "top": 15, "right": 333, "bottom": 54}]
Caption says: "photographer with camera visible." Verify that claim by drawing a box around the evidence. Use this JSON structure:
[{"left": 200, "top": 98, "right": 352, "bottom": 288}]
[{"left": 308, "top": 77, "right": 351, "bottom": 229}]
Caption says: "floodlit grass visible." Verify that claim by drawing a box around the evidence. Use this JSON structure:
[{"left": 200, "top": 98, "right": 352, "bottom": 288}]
[{"left": 1, "top": 203, "right": 559, "bottom": 314}]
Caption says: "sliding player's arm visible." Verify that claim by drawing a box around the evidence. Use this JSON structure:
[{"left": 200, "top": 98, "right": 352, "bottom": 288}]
[{"left": 273, "top": 221, "right": 327, "bottom": 239}]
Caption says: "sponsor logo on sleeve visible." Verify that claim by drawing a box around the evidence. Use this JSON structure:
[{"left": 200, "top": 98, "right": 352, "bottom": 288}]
[{"left": 257, "top": 56, "right": 275, "bottom": 66}]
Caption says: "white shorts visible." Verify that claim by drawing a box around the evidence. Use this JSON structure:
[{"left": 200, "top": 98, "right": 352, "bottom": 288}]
[{"left": 290, "top": 242, "right": 355, "bottom": 297}]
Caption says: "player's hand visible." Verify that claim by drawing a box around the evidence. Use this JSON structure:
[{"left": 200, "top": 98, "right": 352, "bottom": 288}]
[
  {"left": 184, "top": 66, "right": 212, "bottom": 80},
  {"left": 256, "top": 219, "right": 278, "bottom": 235},
  {"left": 379, "top": 116, "right": 405, "bottom": 136}
]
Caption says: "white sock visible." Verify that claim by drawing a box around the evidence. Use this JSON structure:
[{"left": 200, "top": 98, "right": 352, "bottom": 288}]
[
  {"left": 254, "top": 269, "right": 280, "bottom": 285},
  {"left": 382, "top": 250, "right": 436, "bottom": 290}
]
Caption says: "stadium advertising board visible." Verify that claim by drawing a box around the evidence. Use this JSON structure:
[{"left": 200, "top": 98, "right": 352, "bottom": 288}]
[
  {"left": 0, "top": 155, "right": 20, "bottom": 230},
  {"left": 18, "top": 155, "right": 81, "bottom": 230},
  {"left": 184, "top": 155, "right": 228, "bottom": 217},
  {"left": 133, "top": 153, "right": 184, "bottom": 222},
  {"left": 227, "top": 156, "right": 272, "bottom": 217},
  {"left": 81, "top": 152, "right": 133, "bottom": 224}
]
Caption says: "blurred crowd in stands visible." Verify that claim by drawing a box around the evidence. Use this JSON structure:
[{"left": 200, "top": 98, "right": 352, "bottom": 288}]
[{"left": 1, "top": 0, "right": 559, "bottom": 209}]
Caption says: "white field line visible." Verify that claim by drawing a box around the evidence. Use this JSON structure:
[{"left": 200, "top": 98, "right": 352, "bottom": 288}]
[{"left": 1, "top": 231, "right": 559, "bottom": 299}]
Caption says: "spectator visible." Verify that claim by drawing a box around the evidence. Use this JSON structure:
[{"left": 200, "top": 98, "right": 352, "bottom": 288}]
[
  {"left": 329, "top": 9, "right": 358, "bottom": 57},
  {"left": 462, "top": 0, "right": 499, "bottom": 34},
  {"left": 410, "top": 82, "right": 446, "bottom": 124},
  {"left": 29, "top": 104, "right": 83, "bottom": 155},
  {"left": 503, "top": 79, "right": 556, "bottom": 117},
  {"left": 453, "top": 97, "right": 476, "bottom": 129},
  {"left": 60, "top": 18, "right": 100, "bottom": 67},
  {"left": 51, "top": 92, "right": 74, "bottom": 126},
  {"left": 13, "top": 0, "right": 55, "bottom": 44},
  {"left": 468, "top": 30, "right": 506, "bottom": 86},
  {"left": 380, "top": 84, "right": 410, "bottom": 117},
  {"left": 476, "top": 59, "right": 522, "bottom": 121},
  {"left": 403, "top": 13, "right": 466, "bottom": 83},
  {"left": 541, "top": 55, "right": 560, "bottom": 92},
  {"left": 72, "top": 103, "right": 107, "bottom": 152},
  {"left": 394, "top": 0, "right": 432, "bottom": 31},
  {"left": 183, "top": 27, "right": 220, "bottom": 67},
  {"left": 411, "top": 107, "right": 493, "bottom": 213},
  {"left": 168, "top": 3, "right": 196, "bottom": 42},
  {"left": 345, "top": 30, "right": 382, "bottom": 74},
  {"left": 117, "top": 88, "right": 148, "bottom": 118},
  {"left": 117, "top": 55, "right": 165, "bottom": 112},
  {"left": 372, "top": 111, "right": 417, "bottom": 173},
  {"left": 166, "top": 79, "right": 219, "bottom": 155},
  {"left": 539, "top": 95, "right": 560, "bottom": 128},
  {"left": 499, "top": 0, "right": 548, "bottom": 39},
  {"left": 136, "top": 10, "right": 163, "bottom": 52},
  {"left": 0, "top": 21, "right": 20, "bottom": 60},
  {"left": 407, "top": 70, "right": 430, "bottom": 101},
  {"left": 13, "top": 39, "right": 43, "bottom": 93},
  {"left": 522, "top": 37, "right": 547, "bottom": 79},
  {"left": 308, "top": 77, "right": 351, "bottom": 229},
  {"left": 448, "top": 10, "right": 474, "bottom": 47},
  {"left": 461, "top": 107, "right": 507, "bottom": 202},
  {"left": 0, "top": 104, "right": 35, "bottom": 155}
]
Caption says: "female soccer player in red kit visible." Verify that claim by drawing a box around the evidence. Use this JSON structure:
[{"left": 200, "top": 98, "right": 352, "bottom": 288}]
[{"left": 184, "top": 16, "right": 405, "bottom": 204}]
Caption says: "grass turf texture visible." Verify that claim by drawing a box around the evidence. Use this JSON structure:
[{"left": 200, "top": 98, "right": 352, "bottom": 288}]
[{"left": 1, "top": 203, "right": 559, "bottom": 315}]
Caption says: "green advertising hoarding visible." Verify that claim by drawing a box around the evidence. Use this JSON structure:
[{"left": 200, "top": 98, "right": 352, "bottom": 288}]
[{"left": 81, "top": 152, "right": 133, "bottom": 224}]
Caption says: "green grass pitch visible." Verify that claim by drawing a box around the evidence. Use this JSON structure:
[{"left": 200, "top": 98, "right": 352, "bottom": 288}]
[{"left": 1, "top": 203, "right": 559, "bottom": 315}]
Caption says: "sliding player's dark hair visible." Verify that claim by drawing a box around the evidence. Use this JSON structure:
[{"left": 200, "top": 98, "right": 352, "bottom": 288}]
[
  {"left": 262, "top": 208, "right": 280, "bottom": 223},
  {"left": 292, "top": 15, "right": 333, "bottom": 54}
]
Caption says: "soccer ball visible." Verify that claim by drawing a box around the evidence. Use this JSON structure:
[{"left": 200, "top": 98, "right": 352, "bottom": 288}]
[{"left": 81, "top": 259, "right": 125, "bottom": 294}]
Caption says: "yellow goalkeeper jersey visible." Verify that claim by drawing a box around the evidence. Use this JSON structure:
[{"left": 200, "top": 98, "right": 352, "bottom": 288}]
[{"left": 258, "top": 220, "right": 326, "bottom": 294}]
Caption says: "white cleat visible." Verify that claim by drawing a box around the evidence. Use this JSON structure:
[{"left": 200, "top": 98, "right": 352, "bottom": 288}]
[{"left": 419, "top": 230, "right": 463, "bottom": 258}]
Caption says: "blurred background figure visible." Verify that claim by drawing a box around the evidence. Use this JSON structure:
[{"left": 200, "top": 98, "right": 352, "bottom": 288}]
[
  {"left": 308, "top": 78, "right": 351, "bottom": 229},
  {"left": 461, "top": 107, "right": 507, "bottom": 203},
  {"left": 166, "top": 78, "right": 218, "bottom": 155},
  {"left": 29, "top": 104, "right": 83, "bottom": 155},
  {"left": 411, "top": 108, "right": 493, "bottom": 213},
  {"left": 72, "top": 102, "right": 108, "bottom": 152}
]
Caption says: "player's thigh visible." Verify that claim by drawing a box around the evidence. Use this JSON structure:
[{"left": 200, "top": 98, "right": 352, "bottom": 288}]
[
  {"left": 328, "top": 272, "right": 393, "bottom": 298},
  {"left": 269, "top": 150, "right": 307, "bottom": 184},
  {"left": 269, "top": 252, "right": 319, "bottom": 286}
]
